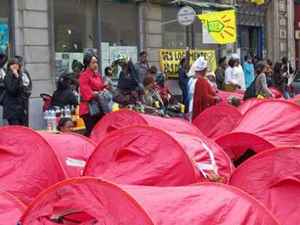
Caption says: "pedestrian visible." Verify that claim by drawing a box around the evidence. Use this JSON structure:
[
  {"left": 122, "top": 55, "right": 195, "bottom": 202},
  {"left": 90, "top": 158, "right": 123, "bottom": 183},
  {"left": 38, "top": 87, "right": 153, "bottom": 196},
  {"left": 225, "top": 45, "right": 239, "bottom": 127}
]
[
  {"left": 192, "top": 57, "right": 220, "bottom": 120},
  {"left": 280, "top": 57, "right": 294, "bottom": 99},
  {"left": 15, "top": 56, "right": 32, "bottom": 126},
  {"left": 266, "top": 59, "right": 273, "bottom": 87},
  {"left": 3, "top": 58, "right": 28, "bottom": 125},
  {"left": 79, "top": 53, "right": 106, "bottom": 136},
  {"left": 243, "top": 56, "right": 255, "bottom": 88},
  {"left": 135, "top": 51, "right": 150, "bottom": 88},
  {"left": 255, "top": 61, "right": 273, "bottom": 98},
  {"left": 215, "top": 56, "right": 227, "bottom": 90},
  {"left": 178, "top": 57, "right": 190, "bottom": 112},
  {"left": 224, "top": 58, "right": 240, "bottom": 91},
  {"left": 57, "top": 117, "right": 74, "bottom": 133}
]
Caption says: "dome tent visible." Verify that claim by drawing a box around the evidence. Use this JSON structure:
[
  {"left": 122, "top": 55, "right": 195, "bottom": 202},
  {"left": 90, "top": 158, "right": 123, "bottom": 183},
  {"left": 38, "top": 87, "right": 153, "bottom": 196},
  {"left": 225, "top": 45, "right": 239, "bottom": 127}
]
[
  {"left": 230, "top": 147, "right": 300, "bottom": 225},
  {"left": 19, "top": 177, "right": 280, "bottom": 225},
  {"left": 85, "top": 126, "right": 234, "bottom": 185},
  {"left": 193, "top": 104, "right": 242, "bottom": 139},
  {"left": 90, "top": 109, "right": 203, "bottom": 143},
  {"left": 0, "top": 191, "right": 26, "bottom": 225},
  {"left": 216, "top": 100, "right": 300, "bottom": 161},
  {"left": 0, "top": 126, "right": 65, "bottom": 204},
  {"left": 39, "top": 132, "right": 96, "bottom": 177}
]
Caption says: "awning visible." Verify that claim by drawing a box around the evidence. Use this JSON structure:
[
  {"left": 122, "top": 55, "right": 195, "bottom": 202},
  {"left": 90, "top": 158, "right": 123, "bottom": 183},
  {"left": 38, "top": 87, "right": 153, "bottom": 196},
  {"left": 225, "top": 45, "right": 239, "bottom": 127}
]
[{"left": 171, "top": 0, "right": 236, "bottom": 9}]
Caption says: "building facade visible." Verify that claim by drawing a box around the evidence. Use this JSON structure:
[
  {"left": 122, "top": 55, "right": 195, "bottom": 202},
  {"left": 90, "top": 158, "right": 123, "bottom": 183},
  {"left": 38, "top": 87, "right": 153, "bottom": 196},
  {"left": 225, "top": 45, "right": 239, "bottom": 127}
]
[{"left": 0, "top": 0, "right": 295, "bottom": 128}]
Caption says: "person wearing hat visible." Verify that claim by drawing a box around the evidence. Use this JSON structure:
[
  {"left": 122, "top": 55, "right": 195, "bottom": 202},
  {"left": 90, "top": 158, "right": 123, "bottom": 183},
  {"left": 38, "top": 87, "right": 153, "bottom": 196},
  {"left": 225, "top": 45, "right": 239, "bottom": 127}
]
[{"left": 192, "top": 58, "right": 221, "bottom": 120}]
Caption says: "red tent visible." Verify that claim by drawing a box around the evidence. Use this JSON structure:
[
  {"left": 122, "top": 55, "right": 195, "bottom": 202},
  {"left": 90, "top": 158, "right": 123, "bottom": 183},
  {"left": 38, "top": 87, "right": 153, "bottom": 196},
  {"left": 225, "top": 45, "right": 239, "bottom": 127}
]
[
  {"left": 238, "top": 98, "right": 263, "bottom": 115},
  {"left": 217, "top": 90, "right": 244, "bottom": 105},
  {"left": 230, "top": 147, "right": 300, "bottom": 225},
  {"left": 20, "top": 177, "right": 154, "bottom": 225},
  {"left": 90, "top": 110, "right": 202, "bottom": 143},
  {"left": 0, "top": 126, "right": 65, "bottom": 204},
  {"left": 0, "top": 191, "right": 26, "bottom": 225},
  {"left": 85, "top": 126, "right": 234, "bottom": 185},
  {"left": 216, "top": 100, "right": 300, "bottom": 160},
  {"left": 193, "top": 105, "right": 242, "bottom": 139},
  {"left": 40, "top": 132, "right": 96, "bottom": 177},
  {"left": 20, "top": 177, "right": 280, "bottom": 225}
]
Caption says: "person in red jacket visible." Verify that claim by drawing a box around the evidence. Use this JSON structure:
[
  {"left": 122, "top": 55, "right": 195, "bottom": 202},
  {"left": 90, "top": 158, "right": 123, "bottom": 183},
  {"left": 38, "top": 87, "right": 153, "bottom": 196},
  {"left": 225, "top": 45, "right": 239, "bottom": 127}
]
[
  {"left": 192, "top": 58, "right": 220, "bottom": 120},
  {"left": 80, "top": 53, "right": 106, "bottom": 136}
]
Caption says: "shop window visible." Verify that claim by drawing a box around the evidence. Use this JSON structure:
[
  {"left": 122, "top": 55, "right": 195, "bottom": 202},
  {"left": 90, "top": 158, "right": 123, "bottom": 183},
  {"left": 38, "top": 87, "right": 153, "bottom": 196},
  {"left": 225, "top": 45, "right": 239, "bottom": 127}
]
[
  {"left": 0, "top": 0, "right": 9, "bottom": 54},
  {"left": 101, "top": 0, "right": 138, "bottom": 76},
  {"left": 54, "top": 0, "right": 97, "bottom": 76}
]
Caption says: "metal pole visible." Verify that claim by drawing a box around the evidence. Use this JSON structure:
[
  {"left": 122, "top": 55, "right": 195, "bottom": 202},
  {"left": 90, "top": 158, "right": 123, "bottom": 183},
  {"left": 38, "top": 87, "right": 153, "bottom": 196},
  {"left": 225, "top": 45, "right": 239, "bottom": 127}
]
[{"left": 96, "top": 0, "right": 102, "bottom": 68}]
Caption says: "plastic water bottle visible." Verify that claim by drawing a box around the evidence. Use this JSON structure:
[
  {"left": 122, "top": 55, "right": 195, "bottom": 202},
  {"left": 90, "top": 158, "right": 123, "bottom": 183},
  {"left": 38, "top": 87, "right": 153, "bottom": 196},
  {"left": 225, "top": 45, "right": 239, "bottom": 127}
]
[
  {"left": 50, "top": 110, "right": 57, "bottom": 131},
  {"left": 65, "top": 106, "right": 71, "bottom": 118},
  {"left": 44, "top": 110, "right": 51, "bottom": 131}
]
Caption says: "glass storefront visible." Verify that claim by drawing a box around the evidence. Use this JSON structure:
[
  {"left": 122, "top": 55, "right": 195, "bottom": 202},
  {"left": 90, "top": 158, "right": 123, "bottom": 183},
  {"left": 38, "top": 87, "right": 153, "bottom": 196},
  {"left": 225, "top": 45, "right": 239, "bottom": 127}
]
[
  {"left": 54, "top": 0, "right": 97, "bottom": 77},
  {"left": 0, "top": 0, "right": 10, "bottom": 54},
  {"left": 100, "top": 0, "right": 138, "bottom": 76},
  {"left": 53, "top": 0, "right": 138, "bottom": 77}
]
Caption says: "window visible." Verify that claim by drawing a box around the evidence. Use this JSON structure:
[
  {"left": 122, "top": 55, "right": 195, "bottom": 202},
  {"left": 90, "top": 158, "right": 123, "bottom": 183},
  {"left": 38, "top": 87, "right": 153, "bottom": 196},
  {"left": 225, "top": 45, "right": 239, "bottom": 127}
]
[
  {"left": 0, "top": 0, "right": 10, "bottom": 54},
  {"left": 100, "top": 0, "right": 138, "bottom": 75},
  {"left": 54, "top": 0, "right": 97, "bottom": 76}
]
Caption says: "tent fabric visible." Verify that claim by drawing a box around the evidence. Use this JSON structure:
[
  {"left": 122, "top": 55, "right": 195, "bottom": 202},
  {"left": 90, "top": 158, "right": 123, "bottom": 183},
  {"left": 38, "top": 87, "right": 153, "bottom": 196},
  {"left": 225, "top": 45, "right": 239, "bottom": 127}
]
[
  {"left": 40, "top": 132, "right": 96, "bottom": 177},
  {"left": 20, "top": 177, "right": 154, "bottom": 225},
  {"left": 84, "top": 126, "right": 234, "bottom": 185},
  {"left": 216, "top": 100, "right": 300, "bottom": 160},
  {"left": 20, "top": 177, "right": 281, "bottom": 225},
  {"left": 0, "top": 191, "right": 26, "bottom": 225},
  {"left": 124, "top": 183, "right": 281, "bottom": 225},
  {"left": 0, "top": 126, "right": 65, "bottom": 204},
  {"left": 215, "top": 132, "right": 274, "bottom": 160},
  {"left": 217, "top": 90, "right": 244, "bottom": 105},
  {"left": 230, "top": 147, "right": 300, "bottom": 225},
  {"left": 90, "top": 109, "right": 202, "bottom": 143},
  {"left": 192, "top": 104, "right": 242, "bottom": 139},
  {"left": 238, "top": 98, "right": 263, "bottom": 114}
]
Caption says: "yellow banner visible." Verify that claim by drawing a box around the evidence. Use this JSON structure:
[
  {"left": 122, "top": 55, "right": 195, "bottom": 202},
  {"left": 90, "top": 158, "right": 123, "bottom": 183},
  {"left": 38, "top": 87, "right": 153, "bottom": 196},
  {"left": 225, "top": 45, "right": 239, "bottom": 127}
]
[
  {"left": 251, "top": 0, "right": 264, "bottom": 5},
  {"left": 198, "top": 10, "right": 237, "bottom": 44},
  {"left": 160, "top": 49, "right": 216, "bottom": 79}
]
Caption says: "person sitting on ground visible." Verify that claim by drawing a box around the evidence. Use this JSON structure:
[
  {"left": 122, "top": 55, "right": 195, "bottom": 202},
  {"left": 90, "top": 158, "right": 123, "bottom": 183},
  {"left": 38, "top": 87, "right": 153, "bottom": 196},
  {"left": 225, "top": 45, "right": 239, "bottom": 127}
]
[
  {"left": 104, "top": 66, "right": 117, "bottom": 94},
  {"left": 52, "top": 73, "right": 78, "bottom": 108},
  {"left": 57, "top": 118, "right": 74, "bottom": 133},
  {"left": 255, "top": 61, "right": 273, "bottom": 98},
  {"left": 143, "top": 75, "right": 164, "bottom": 109},
  {"left": 156, "top": 72, "right": 171, "bottom": 106}
]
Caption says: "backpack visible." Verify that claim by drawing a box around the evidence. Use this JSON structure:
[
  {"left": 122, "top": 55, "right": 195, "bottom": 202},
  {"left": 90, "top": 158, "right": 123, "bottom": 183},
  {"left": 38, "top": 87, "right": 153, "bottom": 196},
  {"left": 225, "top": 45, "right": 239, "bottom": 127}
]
[{"left": 243, "top": 76, "right": 257, "bottom": 100}]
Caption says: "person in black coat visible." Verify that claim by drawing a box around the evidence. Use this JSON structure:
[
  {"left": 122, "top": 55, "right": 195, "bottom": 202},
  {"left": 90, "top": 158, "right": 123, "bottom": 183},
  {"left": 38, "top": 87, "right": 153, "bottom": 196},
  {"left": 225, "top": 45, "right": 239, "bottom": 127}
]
[
  {"left": 51, "top": 73, "right": 78, "bottom": 108},
  {"left": 3, "top": 58, "right": 28, "bottom": 125}
]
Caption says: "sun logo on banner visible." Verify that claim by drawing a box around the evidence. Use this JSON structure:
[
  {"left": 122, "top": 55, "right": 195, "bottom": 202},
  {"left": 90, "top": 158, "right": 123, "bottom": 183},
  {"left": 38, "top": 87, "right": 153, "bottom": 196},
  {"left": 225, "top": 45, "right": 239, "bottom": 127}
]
[{"left": 198, "top": 10, "right": 237, "bottom": 44}]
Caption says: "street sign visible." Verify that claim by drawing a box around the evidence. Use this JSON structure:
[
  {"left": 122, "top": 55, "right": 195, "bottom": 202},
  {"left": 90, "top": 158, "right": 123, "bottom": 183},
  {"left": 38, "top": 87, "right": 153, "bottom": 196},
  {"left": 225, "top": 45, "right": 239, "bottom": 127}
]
[{"left": 177, "top": 6, "right": 196, "bottom": 26}]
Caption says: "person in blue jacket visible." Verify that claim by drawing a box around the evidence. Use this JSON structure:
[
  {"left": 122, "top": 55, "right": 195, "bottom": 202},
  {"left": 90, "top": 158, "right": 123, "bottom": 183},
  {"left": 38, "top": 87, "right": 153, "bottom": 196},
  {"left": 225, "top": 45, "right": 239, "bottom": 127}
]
[{"left": 243, "top": 56, "right": 255, "bottom": 88}]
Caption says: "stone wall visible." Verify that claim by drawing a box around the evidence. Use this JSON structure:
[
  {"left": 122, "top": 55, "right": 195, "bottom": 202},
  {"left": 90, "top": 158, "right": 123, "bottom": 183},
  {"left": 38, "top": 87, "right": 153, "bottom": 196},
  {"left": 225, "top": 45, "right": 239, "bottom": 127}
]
[{"left": 13, "top": 0, "right": 53, "bottom": 129}]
